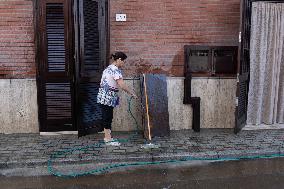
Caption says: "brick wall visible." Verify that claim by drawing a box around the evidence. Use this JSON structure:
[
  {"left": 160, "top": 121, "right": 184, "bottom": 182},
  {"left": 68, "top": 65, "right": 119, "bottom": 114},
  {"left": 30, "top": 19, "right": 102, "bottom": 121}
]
[
  {"left": 0, "top": 0, "right": 240, "bottom": 78},
  {"left": 110, "top": 0, "right": 240, "bottom": 76},
  {"left": 0, "top": 0, "right": 35, "bottom": 79}
]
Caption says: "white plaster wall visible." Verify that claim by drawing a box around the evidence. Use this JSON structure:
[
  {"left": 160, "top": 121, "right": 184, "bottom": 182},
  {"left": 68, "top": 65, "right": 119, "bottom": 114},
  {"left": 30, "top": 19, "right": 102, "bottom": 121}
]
[{"left": 0, "top": 79, "right": 39, "bottom": 133}]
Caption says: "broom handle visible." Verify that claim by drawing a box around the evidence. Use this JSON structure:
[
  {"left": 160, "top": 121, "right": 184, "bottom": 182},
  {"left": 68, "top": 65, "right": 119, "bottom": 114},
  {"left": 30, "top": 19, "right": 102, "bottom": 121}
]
[{"left": 143, "top": 74, "right": 152, "bottom": 141}]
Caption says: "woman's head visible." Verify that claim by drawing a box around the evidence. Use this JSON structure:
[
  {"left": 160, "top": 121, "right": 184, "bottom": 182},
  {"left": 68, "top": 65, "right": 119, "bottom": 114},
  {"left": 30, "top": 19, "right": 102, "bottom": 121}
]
[
  {"left": 111, "top": 52, "right": 127, "bottom": 67},
  {"left": 111, "top": 52, "right": 127, "bottom": 61}
]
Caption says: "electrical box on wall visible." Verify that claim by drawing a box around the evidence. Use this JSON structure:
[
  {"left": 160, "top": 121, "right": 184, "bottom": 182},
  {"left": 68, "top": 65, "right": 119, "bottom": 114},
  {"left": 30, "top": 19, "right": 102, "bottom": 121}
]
[{"left": 116, "top": 14, "right": 126, "bottom": 22}]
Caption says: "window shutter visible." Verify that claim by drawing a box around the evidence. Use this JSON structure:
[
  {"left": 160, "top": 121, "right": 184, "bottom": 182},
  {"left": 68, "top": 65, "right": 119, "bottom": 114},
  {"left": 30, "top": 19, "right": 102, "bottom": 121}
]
[
  {"left": 46, "top": 3, "right": 66, "bottom": 73},
  {"left": 75, "top": 0, "right": 108, "bottom": 137},
  {"left": 234, "top": 0, "right": 251, "bottom": 133},
  {"left": 37, "top": 0, "right": 75, "bottom": 132}
]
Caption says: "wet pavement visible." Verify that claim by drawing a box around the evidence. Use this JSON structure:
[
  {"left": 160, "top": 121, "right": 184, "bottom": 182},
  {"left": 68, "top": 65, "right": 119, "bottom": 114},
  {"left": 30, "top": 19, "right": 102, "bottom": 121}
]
[
  {"left": 1, "top": 158, "right": 284, "bottom": 189},
  {"left": 0, "top": 129, "right": 284, "bottom": 177}
]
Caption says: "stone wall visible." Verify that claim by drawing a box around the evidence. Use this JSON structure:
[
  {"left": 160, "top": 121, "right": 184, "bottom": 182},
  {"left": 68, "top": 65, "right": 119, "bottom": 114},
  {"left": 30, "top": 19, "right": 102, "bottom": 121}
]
[
  {"left": 0, "top": 77, "right": 236, "bottom": 133},
  {"left": 191, "top": 78, "right": 237, "bottom": 129},
  {"left": 0, "top": 79, "right": 38, "bottom": 133},
  {"left": 112, "top": 77, "right": 237, "bottom": 131}
]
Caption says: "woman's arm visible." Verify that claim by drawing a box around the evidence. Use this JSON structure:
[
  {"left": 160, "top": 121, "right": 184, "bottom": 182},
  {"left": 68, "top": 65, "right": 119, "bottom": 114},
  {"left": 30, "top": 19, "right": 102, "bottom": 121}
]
[{"left": 116, "top": 79, "right": 138, "bottom": 98}]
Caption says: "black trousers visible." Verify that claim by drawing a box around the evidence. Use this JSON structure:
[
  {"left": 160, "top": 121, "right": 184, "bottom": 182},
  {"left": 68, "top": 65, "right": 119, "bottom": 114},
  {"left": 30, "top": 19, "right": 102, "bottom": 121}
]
[{"left": 100, "top": 104, "right": 114, "bottom": 130}]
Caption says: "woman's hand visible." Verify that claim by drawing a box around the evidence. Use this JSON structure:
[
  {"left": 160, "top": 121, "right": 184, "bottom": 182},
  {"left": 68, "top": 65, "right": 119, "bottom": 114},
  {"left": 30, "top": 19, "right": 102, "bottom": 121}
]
[{"left": 117, "top": 79, "right": 138, "bottom": 99}]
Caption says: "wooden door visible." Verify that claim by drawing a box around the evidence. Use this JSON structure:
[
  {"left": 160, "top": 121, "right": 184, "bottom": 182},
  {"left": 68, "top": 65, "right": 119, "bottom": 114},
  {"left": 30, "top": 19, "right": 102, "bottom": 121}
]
[
  {"left": 37, "top": 0, "right": 76, "bottom": 132},
  {"left": 74, "top": 0, "right": 108, "bottom": 137}
]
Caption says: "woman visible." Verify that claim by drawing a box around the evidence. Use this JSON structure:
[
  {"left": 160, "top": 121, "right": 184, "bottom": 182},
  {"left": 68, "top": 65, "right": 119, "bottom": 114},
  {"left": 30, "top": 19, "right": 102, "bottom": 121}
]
[{"left": 97, "top": 52, "right": 137, "bottom": 146}]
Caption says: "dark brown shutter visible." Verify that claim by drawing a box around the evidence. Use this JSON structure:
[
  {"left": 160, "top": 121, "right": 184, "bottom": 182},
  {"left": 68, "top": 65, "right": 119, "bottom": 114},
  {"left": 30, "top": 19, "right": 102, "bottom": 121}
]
[
  {"left": 75, "top": 0, "right": 108, "bottom": 137},
  {"left": 37, "top": 0, "right": 75, "bottom": 132},
  {"left": 234, "top": 0, "right": 251, "bottom": 133}
]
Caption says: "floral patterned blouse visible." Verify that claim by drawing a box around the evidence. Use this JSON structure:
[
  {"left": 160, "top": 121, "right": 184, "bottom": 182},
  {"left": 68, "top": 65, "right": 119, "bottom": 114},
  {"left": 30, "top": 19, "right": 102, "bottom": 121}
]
[{"left": 97, "top": 64, "right": 122, "bottom": 107}]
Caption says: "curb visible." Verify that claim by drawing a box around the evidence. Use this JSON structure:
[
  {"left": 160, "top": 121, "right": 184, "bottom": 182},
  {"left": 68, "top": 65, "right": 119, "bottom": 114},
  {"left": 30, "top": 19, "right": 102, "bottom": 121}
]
[{"left": 1, "top": 150, "right": 283, "bottom": 177}]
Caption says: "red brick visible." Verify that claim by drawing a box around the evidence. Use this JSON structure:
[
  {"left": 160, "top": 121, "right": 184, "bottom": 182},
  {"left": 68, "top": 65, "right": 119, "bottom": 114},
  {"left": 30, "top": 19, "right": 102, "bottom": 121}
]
[
  {"left": 110, "top": 0, "right": 240, "bottom": 76},
  {"left": 0, "top": 0, "right": 35, "bottom": 79},
  {"left": 0, "top": 0, "right": 240, "bottom": 79}
]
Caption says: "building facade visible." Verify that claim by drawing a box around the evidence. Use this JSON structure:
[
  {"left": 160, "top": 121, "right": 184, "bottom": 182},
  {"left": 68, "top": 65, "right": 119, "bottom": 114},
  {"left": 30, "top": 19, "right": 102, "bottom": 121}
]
[{"left": 0, "top": 0, "right": 240, "bottom": 134}]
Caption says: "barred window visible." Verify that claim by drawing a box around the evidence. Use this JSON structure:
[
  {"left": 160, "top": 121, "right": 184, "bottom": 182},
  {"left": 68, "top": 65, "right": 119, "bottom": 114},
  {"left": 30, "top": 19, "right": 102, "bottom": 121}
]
[{"left": 185, "top": 46, "right": 238, "bottom": 77}]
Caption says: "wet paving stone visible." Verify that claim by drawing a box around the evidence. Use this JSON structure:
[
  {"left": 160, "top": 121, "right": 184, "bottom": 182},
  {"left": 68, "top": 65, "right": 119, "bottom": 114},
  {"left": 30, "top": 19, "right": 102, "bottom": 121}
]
[{"left": 0, "top": 129, "right": 283, "bottom": 170}]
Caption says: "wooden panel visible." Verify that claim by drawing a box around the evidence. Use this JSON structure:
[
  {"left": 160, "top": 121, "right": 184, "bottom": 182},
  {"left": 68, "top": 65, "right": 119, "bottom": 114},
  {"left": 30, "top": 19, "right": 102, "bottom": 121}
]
[
  {"left": 45, "top": 82, "right": 72, "bottom": 119},
  {"left": 78, "top": 81, "right": 103, "bottom": 132},
  {"left": 82, "top": 0, "right": 100, "bottom": 74}
]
